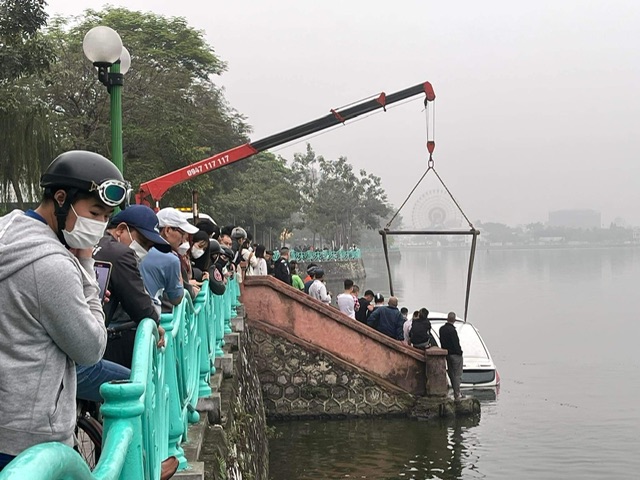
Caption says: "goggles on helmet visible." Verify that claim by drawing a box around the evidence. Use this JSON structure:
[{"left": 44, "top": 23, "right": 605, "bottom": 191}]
[{"left": 89, "top": 179, "right": 131, "bottom": 207}]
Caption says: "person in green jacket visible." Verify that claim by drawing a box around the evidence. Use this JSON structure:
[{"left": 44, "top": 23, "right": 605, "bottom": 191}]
[{"left": 290, "top": 260, "right": 305, "bottom": 290}]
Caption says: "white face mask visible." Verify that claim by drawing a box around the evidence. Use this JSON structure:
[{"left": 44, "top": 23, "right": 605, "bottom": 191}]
[
  {"left": 130, "top": 240, "right": 149, "bottom": 261},
  {"left": 177, "top": 241, "right": 190, "bottom": 256},
  {"left": 63, "top": 204, "right": 107, "bottom": 249},
  {"left": 125, "top": 225, "right": 149, "bottom": 261},
  {"left": 191, "top": 246, "right": 205, "bottom": 259}
]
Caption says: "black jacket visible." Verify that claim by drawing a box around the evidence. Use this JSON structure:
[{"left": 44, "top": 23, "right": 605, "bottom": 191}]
[
  {"left": 93, "top": 234, "right": 159, "bottom": 326},
  {"left": 274, "top": 258, "right": 292, "bottom": 285},
  {"left": 355, "top": 297, "right": 370, "bottom": 323},
  {"left": 439, "top": 322, "right": 463, "bottom": 355},
  {"left": 409, "top": 318, "right": 436, "bottom": 347}
]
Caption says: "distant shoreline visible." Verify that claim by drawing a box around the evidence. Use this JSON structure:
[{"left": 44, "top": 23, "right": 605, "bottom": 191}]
[{"left": 394, "top": 243, "right": 640, "bottom": 252}]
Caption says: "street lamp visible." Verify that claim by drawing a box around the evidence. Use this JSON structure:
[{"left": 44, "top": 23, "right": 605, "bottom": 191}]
[{"left": 83, "top": 26, "right": 130, "bottom": 176}]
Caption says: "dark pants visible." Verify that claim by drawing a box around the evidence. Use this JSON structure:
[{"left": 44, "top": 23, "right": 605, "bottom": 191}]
[
  {"left": 103, "top": 328, "right": 137, "bottom": 369},
  {"left": 0, "top": 452, "right": 16, "bottom": 471}
]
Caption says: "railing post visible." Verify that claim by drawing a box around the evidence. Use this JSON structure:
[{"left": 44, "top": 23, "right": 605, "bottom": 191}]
[
  {"left": 161, "top": 311, "right": 188, "bottom": 469},
  {"left": 223, "top": 283, "right": 233, "bottom": 334},
  {"left": 230, "top": 277, "right": 238, "bottom": 316},
  {"left": 214, "top": 294, "right": 225, "bottom": 357},
  {"left": 425, "top": 347, "right": 449, "bottom": 397},
  {"left": 233, "top": 278, "right": 240, "bottom": 308},
  {"left": 205, "top": 291, "right": 218, "bottom": 371},
  {"left": 196, "top": 286, "right": 213, "bottom": 397},
  {"left": 100, "top": 381, "right": 146, "bottom": 480}
]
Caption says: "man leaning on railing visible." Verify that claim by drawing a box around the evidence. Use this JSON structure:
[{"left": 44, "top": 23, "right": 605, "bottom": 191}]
[{"left": 0, "top": 151, "right": 122, "bottom": 471}]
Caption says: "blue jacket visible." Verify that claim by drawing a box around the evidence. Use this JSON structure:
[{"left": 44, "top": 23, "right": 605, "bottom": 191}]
[{"left": 367, "top": 305, "right": 404, "bottom": 340}]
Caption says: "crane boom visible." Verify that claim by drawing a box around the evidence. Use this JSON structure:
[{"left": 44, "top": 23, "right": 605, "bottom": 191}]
[{"left": 136, "top": 81, "right": 435, "bottom": 206}]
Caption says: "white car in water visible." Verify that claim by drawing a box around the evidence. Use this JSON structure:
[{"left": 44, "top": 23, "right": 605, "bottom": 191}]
[{"left": 428, "top": 313, "right": 500, "bottom": 388}]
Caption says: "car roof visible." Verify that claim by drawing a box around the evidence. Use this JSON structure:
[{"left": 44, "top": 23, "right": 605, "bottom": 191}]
[
  {"left": 179, "top": 211, "right": 217, "bottom": 226},
  {"left": 428, "top": 316, "right": 492, "bottom": 361}
]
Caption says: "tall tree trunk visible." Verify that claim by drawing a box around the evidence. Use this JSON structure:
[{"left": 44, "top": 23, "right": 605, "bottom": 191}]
[
  {"left": 10, "top": 178, "right": 24, "bottom": 210},
  {"left": 253, "top": 219, "right": 257, "bottom": 245}
]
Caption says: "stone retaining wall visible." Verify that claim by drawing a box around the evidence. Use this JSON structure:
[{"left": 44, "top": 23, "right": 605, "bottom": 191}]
[
  {"left": 250, "top": 327, "right": 415, "bottom": 418},
  {"left": 200, "top": 323, "right": 269, "bottom": 480},
  {"left": 299, "top": 259, "right": 366, "bottom": 280}
]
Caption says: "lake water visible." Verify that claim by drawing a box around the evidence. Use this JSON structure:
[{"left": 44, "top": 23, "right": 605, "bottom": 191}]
[{"left": 268, "top": 246, "right": 640, "bottom": 479}]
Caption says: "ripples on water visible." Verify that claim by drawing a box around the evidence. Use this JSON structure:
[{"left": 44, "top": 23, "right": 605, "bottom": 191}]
[
  {"left": 269, "top": 416, "right": 486, "bottom": 480},
  {"left": 269, "top": 248, "right": 640, "bottom": 479}
]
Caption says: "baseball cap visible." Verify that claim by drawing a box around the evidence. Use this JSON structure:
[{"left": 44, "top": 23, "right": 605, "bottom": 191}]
[
  {"left": 109, "top": 205, "right": 171, "bottom": 252},
  {"left": 156, "top": 207, "right": 199, "bottom": 234},
  {"left": 231, "top": 226, "right": 247, "bottom": 239}
]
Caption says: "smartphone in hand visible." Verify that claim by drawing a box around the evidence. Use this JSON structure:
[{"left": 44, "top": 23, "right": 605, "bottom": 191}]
[{"left": 94, "top": 261, "right": 112, "bottom": 304}]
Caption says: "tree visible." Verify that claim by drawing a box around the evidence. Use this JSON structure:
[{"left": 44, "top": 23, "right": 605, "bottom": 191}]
[
  {"left": 291, "top": 144, "right": 392, "bottom": 248},
  {"left": 0, "top": 0, "right": 52, "bottom": 82},
  {"left": 0, "top": 0, "right": 55, "bottom": 207},
  {"left": 43, "top": 8, "right": 249, "bottom": 210},
  {"left": 209, "top": 152, "right": 301, "bottom": 245}
]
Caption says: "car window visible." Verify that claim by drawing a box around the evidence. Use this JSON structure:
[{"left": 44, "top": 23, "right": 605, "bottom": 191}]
[
  {"left": 430, "top": 322, "right": 490, "bottom": 359},
  {"left": 458, "top": 325, "right": 489, "bottom": 359}
]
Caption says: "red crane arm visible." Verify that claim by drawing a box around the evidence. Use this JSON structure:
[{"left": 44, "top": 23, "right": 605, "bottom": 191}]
[
  {"left": 136, "top": 81, "right": 435, "bottom": 206},
  {"left": 136, "top": 144, "right": 258, "bottom": 206}
]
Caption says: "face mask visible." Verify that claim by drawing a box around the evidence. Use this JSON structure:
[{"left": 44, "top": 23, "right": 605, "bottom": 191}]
[
  {"left": 177, "top": 241, "right": 190, "bottom": 256},
  {"left": 123, "top": 225, "right": 149, "bottom": 261},
  {"left": 191, "top": 247, "right": 205, "bottom": 259},
  {"left": 63, "top": 204, "right": 107, "bottom": 249},
  {"left": 130, "top": 240, "right": 149, "bottom": 261}
]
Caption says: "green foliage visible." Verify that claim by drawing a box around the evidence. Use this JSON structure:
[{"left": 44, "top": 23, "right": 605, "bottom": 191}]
[
  {"left": 209, "top": 152, "right": 301, "bottom": 243},
  {"left": 0, "top": 0, "right": 56, "bottom": 207},
  {"left": 38, "top": 7, "right": 251, "bottom": 213},
  {"left": 0, "top": 6, "right": 392, "bottom": 241},
  {"left": 290, "top": 143, "right": 392, "bottom": 248},
  {"left": 0, "top": 0, "right": 53, "bottom": 83}
]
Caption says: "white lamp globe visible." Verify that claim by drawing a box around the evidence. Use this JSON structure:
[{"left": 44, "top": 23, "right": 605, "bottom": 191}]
[
  {"left": 119, "top": 47, "right": 131, "bottom": 74},
  {"left": 83, "top": 26, "right": 123, "bottom": 65}
]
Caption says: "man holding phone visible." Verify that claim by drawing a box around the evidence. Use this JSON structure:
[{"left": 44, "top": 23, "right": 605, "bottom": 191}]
[
  {"left": 93, "top": 205, "right": 171, "bottom": 369},
  {"left": 0, "top": 151, "right": 124, "bottom": 469}
]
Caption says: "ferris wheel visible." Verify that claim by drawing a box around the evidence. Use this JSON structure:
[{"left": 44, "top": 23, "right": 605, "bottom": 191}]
[{"left": 410, "top": 188, "right": 462, "bottom": 230}]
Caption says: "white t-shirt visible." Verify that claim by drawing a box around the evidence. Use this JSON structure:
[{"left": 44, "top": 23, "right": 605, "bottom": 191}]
[
  {"left": 336, "top": 293, "right": 356, "bottom": 319},
  {"left": 403, "top": 318, "right": 413, "bottom": 345},
  {"left": 309, "top": 280, "right": 331, "bottom": 303}
]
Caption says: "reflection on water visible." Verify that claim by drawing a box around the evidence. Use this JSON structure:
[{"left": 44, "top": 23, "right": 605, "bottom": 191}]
[
  {"left": 274, "top": 247, "right": 640, "bottom": 479},
  {"left": 269, "top": 416, "right": 483, "bottom": 480}
]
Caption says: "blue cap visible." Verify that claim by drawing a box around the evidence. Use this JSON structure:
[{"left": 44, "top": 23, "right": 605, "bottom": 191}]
[{"left": 109, "top": 205, "right": 171, "bottom": 252}]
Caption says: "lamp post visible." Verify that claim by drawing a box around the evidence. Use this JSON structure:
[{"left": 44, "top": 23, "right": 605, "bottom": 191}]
[{"left": 82, "top": 26, "right": 131, "bottom": 175}]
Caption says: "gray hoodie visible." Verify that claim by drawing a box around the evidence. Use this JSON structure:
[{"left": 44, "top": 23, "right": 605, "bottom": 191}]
[{"left": 0, "top": 210, "right": 107, "bottom": 455}]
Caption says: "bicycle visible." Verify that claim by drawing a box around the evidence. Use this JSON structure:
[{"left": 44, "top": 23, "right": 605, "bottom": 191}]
[{"left": 75, "top": 399, "right": 103, "bottom": 469}]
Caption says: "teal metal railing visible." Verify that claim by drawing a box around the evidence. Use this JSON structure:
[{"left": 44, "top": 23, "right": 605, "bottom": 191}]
[
  {"left": 273, "top": 248, "right": 361, "bottom": 262},
  {"left": 0, "top": 277, "right": 239, "bottom": 480}
]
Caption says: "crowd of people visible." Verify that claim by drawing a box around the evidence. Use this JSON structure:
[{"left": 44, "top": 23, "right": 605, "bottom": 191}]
[
  {"left": 262, "top": 257, "right": 465, "bottom": 401},
  {"left": 0, "top": 150, "right": 278, "bottom": 471},
  {"left": 0, "top": 149, "right": 464, "bottom": 471}
]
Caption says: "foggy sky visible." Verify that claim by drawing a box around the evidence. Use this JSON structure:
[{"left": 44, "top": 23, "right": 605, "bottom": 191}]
[{"left": 46, "top": 0, "right": 640, "bottom": 226}]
